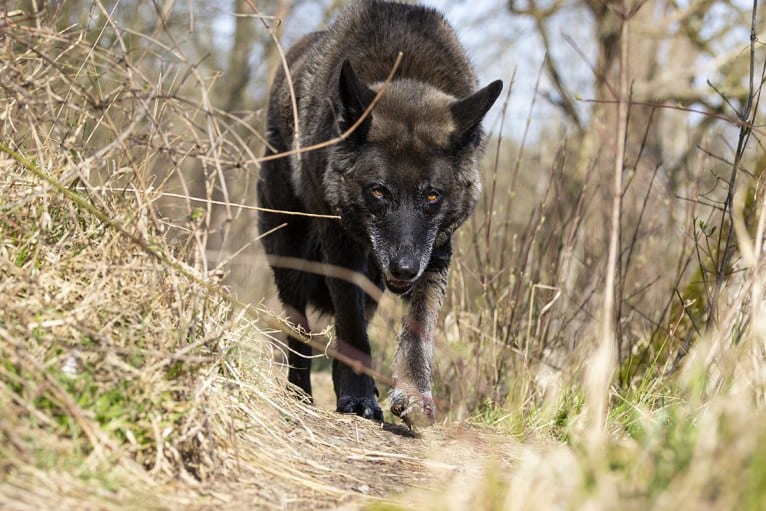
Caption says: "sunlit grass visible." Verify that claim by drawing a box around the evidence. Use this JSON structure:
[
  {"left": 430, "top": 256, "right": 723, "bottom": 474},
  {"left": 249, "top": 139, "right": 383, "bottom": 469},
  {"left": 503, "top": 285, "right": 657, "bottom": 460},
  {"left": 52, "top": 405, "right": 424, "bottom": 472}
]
[{"left": 1, "top": 1, "right": 765, "bottom": 510}]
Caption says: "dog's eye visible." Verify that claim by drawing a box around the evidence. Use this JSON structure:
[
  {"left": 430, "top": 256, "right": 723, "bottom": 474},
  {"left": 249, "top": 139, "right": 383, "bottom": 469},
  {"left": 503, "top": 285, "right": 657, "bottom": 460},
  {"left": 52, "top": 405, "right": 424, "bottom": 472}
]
[
  {"left": 369, "top": 185, "right": 386, "bottom": 200},
  {"left": 426, "top": 191, "right": 440, "bottom": 204}
]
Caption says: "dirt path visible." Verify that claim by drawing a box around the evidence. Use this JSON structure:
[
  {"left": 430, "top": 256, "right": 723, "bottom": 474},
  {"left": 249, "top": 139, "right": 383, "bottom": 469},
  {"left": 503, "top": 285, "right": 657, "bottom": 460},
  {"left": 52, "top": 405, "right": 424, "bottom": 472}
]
[{"left": 264, "top": 372, "right": 525, "bottom": 509}]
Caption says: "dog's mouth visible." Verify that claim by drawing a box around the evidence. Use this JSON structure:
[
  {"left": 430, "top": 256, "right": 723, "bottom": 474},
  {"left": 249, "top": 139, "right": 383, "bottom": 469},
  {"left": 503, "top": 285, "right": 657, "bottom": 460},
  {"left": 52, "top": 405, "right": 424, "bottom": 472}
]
[{"left": 385, "top": 276, "right": 414, "bottom": 295}]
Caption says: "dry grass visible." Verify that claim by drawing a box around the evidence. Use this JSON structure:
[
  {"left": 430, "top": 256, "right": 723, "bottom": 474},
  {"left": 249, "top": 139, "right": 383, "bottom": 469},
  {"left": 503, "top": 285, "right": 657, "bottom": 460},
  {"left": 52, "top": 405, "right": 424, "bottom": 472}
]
[
  {"left": 2, "top": 2, "right": 766, "bottom": 510},
  {"left": 0, "top": 8, "right": 447, "bottom": 510}
]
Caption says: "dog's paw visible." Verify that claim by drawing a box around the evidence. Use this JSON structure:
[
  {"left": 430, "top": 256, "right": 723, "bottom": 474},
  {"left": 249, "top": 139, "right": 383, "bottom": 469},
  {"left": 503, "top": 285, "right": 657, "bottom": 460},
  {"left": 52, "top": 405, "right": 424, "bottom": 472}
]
[
  {"left": 390, "top": 388, "right": 435, "bottom": 427},
  {"left": 337, "top": 395, "right": 384, "bottom": 422}
]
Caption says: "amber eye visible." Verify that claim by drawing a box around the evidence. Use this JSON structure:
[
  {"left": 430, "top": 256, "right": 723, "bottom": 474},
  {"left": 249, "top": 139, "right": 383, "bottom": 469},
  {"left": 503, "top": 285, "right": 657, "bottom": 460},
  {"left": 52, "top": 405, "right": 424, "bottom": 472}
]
[
  {"left": 369, "top": 185, "right": 386, "bottom": 200},
  {"left": 426, "top": 191, "right": 440, "bottom": 204}
]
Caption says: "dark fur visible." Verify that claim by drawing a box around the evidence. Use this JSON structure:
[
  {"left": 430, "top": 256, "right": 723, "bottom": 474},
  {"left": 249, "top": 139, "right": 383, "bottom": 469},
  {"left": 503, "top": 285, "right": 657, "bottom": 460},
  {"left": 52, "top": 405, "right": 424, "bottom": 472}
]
[{"left": 257, "top": 0, "right": 502, "bottom": 425}]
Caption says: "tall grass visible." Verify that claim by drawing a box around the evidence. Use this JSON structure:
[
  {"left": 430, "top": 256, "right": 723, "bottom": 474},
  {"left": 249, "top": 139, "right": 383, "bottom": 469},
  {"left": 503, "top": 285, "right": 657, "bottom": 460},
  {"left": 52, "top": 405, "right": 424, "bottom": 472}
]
[{"left": 1, "top": 1, "right": 766, "bottom": 510}]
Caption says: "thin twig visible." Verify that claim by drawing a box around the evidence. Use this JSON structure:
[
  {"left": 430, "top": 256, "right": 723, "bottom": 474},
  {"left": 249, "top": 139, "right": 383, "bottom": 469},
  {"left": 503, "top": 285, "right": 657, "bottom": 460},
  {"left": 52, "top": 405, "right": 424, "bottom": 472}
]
[
  {"left": 587, "top": 1, "right": 632, "bottom": 440},
  {"left": 707, "top": 0, "right": 761, "bottom": 328},
  {"left": 73, "top": 187, "right": 341, "bottom": 219},
  {"left": 255, "top": 52, "right": 404, "bottom": 164}
]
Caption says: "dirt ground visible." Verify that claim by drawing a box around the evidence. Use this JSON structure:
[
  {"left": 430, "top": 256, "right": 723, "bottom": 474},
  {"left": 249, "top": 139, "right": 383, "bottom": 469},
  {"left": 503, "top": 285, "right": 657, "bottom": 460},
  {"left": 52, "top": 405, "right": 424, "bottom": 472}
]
[{"left": 261, "top": 372, "right": 524, "bottom": 510}]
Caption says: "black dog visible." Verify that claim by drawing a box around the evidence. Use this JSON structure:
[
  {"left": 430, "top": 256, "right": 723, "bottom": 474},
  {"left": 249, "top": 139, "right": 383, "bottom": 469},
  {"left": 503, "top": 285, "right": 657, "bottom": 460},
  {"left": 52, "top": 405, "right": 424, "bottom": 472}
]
[{"left": 257, "top": 0, "right": 502, "bottom": 425}]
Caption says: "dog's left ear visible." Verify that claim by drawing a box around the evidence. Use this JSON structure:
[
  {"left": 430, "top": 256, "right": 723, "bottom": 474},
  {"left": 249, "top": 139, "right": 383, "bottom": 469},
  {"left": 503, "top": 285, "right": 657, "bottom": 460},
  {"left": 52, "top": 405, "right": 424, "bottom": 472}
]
[
  {"left": 338, "top": 60, "right": 376, "bottom": 140},
  {"left": 451, "top": 80, "right": 503, "bottom": 146}
]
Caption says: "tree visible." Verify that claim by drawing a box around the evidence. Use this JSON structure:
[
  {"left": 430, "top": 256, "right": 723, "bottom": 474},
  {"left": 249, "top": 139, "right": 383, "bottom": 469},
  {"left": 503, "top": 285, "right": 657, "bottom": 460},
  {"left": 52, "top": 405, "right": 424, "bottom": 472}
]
[{"left": 505, "top": 0, "right": 763, "bottom": 360}]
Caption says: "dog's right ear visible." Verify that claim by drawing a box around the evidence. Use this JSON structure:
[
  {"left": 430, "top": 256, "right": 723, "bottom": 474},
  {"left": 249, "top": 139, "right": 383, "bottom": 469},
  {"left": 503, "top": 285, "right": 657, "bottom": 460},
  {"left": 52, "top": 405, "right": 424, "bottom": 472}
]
[
  {"left": 451, "top": 80, "right": 503, "bottom": 148},
  {"left": 338, "top": 60, "right": 375, "bottom": 141}
]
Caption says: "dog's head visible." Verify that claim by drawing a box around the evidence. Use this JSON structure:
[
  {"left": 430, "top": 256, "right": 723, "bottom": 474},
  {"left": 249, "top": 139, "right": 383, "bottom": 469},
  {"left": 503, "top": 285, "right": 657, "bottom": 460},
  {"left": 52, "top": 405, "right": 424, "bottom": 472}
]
[{"left": 324, "top": 61, "right": 502, "bottom": 293}]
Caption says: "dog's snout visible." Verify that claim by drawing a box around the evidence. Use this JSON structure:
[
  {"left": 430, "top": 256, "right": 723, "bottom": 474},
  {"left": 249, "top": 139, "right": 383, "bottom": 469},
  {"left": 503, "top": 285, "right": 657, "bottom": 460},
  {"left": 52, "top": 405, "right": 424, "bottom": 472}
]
[{"left": 389, "top": 256, "right": 419, "bottom": 281}]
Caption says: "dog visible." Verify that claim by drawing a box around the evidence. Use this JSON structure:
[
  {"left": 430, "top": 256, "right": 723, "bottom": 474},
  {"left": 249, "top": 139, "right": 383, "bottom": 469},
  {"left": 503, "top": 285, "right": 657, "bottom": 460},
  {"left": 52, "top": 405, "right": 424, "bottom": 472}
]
[{"left": 257, "top": 0, "right": 502, "bottom": 426}]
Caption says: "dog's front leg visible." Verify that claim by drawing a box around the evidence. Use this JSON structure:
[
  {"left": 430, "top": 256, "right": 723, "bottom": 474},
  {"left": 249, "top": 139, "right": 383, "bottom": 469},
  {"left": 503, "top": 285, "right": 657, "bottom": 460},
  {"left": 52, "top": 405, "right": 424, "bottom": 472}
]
[
  {"left": 323, "top": 233, "right": 383, "bottom": 422},
  {"left": 390, "top": 264, "right": 448, "bottom": 427}
]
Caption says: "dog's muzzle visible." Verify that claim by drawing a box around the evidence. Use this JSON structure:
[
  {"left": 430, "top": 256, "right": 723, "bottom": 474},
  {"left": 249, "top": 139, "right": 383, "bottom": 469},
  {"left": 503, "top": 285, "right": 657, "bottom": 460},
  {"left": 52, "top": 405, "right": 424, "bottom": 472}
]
[{"left": 384, "top": 254, "right": 421, "bottom": 294}]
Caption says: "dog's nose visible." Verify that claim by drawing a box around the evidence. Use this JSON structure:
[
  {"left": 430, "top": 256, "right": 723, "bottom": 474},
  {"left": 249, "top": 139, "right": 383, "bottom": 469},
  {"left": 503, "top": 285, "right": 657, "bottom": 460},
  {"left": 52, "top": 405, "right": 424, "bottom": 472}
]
[{"left": 389, "top": 257, "right": 419, "bottom": 281}]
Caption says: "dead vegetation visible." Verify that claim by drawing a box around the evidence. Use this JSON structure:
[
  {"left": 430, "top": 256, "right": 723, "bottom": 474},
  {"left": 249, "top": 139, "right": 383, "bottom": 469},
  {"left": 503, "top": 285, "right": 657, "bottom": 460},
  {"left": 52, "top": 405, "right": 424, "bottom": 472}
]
[
  {"left": 0, "top": 6, "right": 457, "bottom": 509},
  {"left": 2, "top": 1, "right": 766, "bottom": 510}
]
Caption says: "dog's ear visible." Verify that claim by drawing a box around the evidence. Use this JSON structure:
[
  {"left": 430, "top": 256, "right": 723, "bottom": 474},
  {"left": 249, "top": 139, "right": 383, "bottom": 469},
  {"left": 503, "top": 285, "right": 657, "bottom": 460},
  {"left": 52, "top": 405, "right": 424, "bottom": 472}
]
[
  {"left": 451, "top": 80, "right": 503, "bottom": 147},
  {"left": 338, "top": 60, "right": 376, "bottom": 141}
]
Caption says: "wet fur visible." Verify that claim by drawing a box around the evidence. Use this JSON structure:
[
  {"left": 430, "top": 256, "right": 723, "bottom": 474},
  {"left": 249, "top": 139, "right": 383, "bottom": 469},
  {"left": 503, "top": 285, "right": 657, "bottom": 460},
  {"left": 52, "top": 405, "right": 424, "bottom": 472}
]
[{"left": 257, "top": 0, "right": 502, "bottom": 425}]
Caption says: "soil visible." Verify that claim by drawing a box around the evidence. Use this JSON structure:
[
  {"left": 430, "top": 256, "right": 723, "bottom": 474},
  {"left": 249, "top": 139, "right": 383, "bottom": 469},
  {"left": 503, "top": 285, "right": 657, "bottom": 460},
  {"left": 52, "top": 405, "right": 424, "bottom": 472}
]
[{"left": 273, "top": 372, "right": 524, "bottom": 509}]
